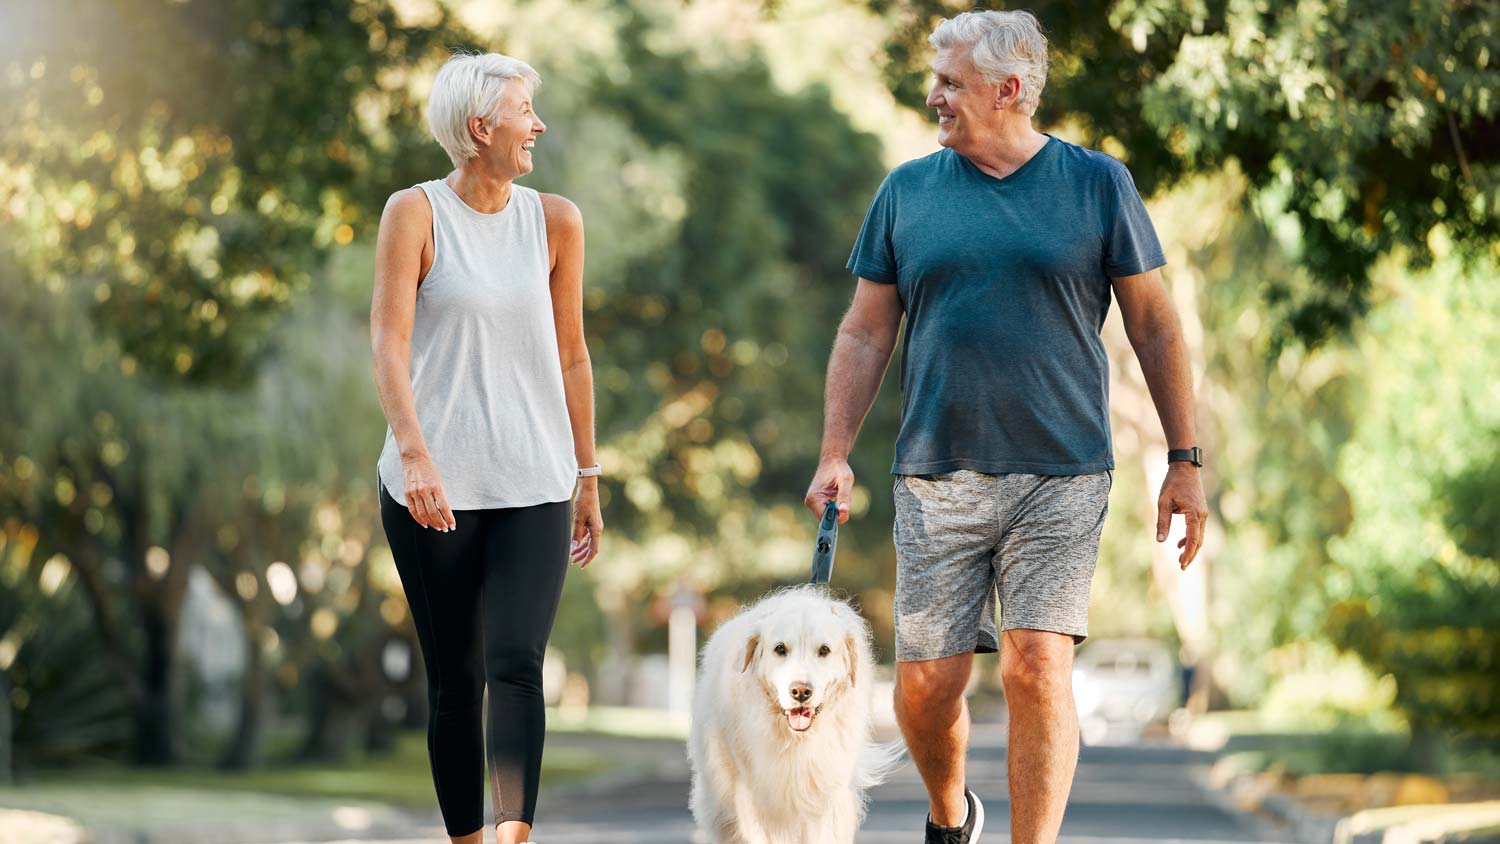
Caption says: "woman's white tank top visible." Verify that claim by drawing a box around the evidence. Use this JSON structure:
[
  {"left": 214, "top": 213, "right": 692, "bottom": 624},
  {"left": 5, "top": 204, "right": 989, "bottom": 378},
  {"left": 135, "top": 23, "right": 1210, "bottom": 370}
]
[{"left": 377, "top": 179, "right": 577, "bottom": 509}]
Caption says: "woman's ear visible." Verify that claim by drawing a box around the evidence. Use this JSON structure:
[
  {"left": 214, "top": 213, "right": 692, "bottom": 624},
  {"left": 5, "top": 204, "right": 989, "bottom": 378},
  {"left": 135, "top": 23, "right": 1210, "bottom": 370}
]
[
  {"left": 741, "top": 632, "right": 761, "bottom": 673},
  {"left": 468, "top": 114, "right": 492, "bottom": 149}
]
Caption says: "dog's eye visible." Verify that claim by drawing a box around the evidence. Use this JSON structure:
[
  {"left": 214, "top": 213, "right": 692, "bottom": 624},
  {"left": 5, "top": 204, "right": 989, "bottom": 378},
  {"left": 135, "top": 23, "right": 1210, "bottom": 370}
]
[
  {"left": 818, "top": 645, "right": 832, "bottom": 657},
  {"left": 773, "top": 643, "right": 788, "bottom": 656}
]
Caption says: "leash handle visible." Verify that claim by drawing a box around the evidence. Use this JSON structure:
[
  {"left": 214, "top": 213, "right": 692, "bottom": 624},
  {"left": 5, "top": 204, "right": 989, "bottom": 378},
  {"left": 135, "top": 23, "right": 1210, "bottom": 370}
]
[{"left": 809, "top": 501, "right": 839, "bottom": 585}]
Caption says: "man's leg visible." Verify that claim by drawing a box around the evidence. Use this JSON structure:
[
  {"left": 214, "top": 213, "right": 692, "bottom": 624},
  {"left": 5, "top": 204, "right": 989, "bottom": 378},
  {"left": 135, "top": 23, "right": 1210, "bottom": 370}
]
[
  {"left": 993, "top": 471, "right": 1110, "bottom": 844},
  {"left": 895, "top": 652, "right": 974, "bottom": 826},
  {"left": 892, "top": 470, "right": 1003, "bottom": 837},
  {"left": 1000, "top": 628, "right": 1078, "bottom": 844}
]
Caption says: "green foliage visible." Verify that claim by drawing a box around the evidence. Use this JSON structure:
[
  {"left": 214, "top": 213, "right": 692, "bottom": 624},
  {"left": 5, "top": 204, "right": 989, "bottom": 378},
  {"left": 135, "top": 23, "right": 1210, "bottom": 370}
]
[
  {"left": 0, "top": 210, "right": 428, "bottom": 766},
  {"left": 1220, "top": 729, "right": 1414, "bottom": 777},
  {"left": 517, "top": 10, "right": 898, "bottom": 614},
  {"left": 0, "top": 0, "right": 467, "bottom": 384},
  {"left": 1328, "top": 565, "right": 1500, "bottom": 737},
  {"left": 0, "top": 537, "right": 132, "bottom": 770},
  {"left": 0, "top": 0, "right": 902, "bottom": 762},
  {"left": 0, "top": 0, "right": 483, "bottom": 767},
  {"left": 591, "top": 17, "right": 888, "bottom": 533},
  {"left": 1443, "top": 447, "right": 1500, "bottom": 562},
  {"left": 1320, "top": 257, "right": 1500, "bottom": 739},
  {"left": 1123, "top": 170, "right": 1357, "bottom": 701},
  {"left": 8, "top": 0, "right": 1490, "bottom": 771},
  {"left": 1140, "top": 170, "right": 1499, "bottom": 739},
  {"left": 869, "top": 0, "right": 1500, "bottom": 346}
]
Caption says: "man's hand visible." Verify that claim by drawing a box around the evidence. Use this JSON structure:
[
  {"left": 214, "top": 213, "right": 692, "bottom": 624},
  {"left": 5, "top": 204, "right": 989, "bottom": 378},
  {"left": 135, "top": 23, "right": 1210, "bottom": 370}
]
[
  {"left": 1156, "top": 464, "right": 1207, "bottom": 569},
  {"left": 805, "top": 459, "right": 856, "bottom": 524},
  {"left": 808, "top": 279, "right": 901, "bottom": 526}
]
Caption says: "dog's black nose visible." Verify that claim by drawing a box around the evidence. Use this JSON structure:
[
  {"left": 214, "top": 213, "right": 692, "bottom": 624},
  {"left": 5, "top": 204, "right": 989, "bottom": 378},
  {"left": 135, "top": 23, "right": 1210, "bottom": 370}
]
[{"left": 790, "top": 682, "right": 813, "bottom": 703}]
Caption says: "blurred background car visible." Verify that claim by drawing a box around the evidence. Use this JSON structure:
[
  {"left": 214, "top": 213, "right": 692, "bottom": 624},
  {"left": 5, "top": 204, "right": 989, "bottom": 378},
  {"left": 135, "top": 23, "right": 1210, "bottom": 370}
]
[{"left": 1072, "top": 638, "right": 1181, "bottom": 745}]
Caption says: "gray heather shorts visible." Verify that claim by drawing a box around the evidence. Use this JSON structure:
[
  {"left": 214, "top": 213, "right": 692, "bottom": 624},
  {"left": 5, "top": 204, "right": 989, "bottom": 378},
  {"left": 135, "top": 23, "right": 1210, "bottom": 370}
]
[{"left": 892, "top": 469, "right": 1111, "bottom": 662}]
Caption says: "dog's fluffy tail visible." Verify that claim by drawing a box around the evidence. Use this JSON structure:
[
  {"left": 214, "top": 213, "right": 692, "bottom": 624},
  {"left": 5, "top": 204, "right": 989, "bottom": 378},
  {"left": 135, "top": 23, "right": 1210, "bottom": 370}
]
[{"left": 855, "top": 739, "right": 907, "bottom": 789}]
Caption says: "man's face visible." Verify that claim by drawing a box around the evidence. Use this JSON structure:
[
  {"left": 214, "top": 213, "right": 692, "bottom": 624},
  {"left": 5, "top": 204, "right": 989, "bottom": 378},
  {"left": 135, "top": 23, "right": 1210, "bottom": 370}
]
[{"left": 925, "top": 45, "right": 1003, "bottom": 151}]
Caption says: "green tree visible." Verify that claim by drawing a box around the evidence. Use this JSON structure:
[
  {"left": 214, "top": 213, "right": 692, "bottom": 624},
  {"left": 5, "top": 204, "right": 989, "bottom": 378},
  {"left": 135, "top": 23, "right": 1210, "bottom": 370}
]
[
  {"left": 869, "top": 0, "right": 1500, "bottom": 346},
  {"left": 0, "top": 266, "right": 203, "bottom": 766},
  {"left": 0, "top": 0, "right": 465, "bottom": 383},
  {"left": 0, "top": 521, "right": 133, "bottom": 776},
  {"left": 0, "top": 0, "right": 473, "bottom": 764},
  {"left": 506, "top": 9, "right": 899, "bottom": 670},
  {"left": 1321, "top": 257, "right": 1500, "bottom": 755}
]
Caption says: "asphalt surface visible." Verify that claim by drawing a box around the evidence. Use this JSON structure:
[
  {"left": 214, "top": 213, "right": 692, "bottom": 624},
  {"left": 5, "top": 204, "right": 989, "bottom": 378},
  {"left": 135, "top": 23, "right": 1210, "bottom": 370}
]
[{"left": 377, "top": 722, "right": 1287, "bottom": 844}]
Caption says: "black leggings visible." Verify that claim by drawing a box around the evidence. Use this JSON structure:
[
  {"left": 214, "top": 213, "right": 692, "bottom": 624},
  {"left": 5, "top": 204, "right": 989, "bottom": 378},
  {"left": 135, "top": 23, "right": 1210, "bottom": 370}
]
[{"left": 380, "top": 485, "right": 572, "bottom": 835}]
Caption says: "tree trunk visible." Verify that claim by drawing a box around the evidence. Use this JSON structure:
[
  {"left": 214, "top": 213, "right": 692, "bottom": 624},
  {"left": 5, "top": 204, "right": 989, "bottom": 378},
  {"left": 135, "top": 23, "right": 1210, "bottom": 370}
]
[
  {"left": 297, "top": 668, "right": 366, "bottom": 762},
  {"left": 595, "top": 588, "right": 639, "bottom": 706},
  {"left": 135, "top": 599, "right": 178, "bottom": 766},
  {"left": 220, "top": 606, "right": 266, "bottom": 770},
  {"left": 364, "top": 695, "right": 396, "bottom": 755},
  {"left": 0, "top": 668, "right": 12, "bottom": 784},
  {"left": 399, "top": 632, "right": 428, "bottom": 730},
  {"left": 125, "top": 465, "right": 197, "bottom": 767},
  {"left": 127, "top": 550, "right": 194, "bottom": 766},
  {"left": 46, "top": 517, "right": 144, "bottom": 709},
  {"left": 1409, "top": 724, "right": 1447, "bottom": 775}
]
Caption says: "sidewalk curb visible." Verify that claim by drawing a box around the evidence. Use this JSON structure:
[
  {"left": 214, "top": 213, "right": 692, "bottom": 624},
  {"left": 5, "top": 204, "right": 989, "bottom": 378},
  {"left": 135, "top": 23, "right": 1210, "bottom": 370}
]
[
  {"left": 1203, "top": 766, "right": 1346, "bottom": 844},
  {"left": 1191, "top": 763, "right": 1303, "bottom": 843},
  {"left": 1206, "top": 769, "right": 1500, "bottom": 844},
  {"left": 1258, "top": 788, "right": 1342, "bottom": 844}
]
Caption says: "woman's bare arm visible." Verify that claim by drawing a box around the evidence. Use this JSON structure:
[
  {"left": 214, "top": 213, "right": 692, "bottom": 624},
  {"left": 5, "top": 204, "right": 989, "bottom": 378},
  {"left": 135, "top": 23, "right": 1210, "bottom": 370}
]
[
  {"left": 370, "top": 187, "right": 454, "bottom": 531},
  {"left": 542, "top": 192, "right": 602, "bottom": 565}
]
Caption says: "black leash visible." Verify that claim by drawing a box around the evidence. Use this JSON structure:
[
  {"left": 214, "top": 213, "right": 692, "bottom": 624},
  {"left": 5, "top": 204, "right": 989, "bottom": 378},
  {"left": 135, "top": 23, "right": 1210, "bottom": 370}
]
[{"left": 809, "top": 501, "right": 839, "bottom": 585}]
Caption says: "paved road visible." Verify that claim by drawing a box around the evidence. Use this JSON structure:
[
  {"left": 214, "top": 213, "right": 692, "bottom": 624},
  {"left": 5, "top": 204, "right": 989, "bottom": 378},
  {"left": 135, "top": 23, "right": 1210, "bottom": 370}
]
[
  {"left": 2, "top": 720, "right": 1288, "bottom": 844},
  {"left": 374, "top": 723, "right": 1285, "bottom": 844}
]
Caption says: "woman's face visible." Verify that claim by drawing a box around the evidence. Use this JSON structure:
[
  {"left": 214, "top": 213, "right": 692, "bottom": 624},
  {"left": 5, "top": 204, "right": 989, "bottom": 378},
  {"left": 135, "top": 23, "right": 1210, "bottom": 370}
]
[{"left": 482, "top": 77, "right": 546, "bottom": 176}]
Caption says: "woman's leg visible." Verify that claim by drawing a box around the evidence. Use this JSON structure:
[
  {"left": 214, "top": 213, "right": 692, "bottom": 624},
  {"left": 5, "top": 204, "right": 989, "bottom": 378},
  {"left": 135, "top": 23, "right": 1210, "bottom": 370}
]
[
  {"left": 480, "top": 498, "right": 573, "bottom": 842},
  {"left": 380, "top": 486, "right": 488, "bottom": 841}
]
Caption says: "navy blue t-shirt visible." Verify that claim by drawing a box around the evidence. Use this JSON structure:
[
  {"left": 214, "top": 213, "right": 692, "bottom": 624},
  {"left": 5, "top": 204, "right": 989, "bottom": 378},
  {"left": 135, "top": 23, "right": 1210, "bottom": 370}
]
[{"left": 847, "top": 136, "right": 1166, "bottom": 476}]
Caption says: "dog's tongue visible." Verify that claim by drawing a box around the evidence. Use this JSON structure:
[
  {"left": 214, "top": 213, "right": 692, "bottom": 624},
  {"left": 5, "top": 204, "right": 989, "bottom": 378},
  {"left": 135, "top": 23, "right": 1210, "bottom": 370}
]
[{"left": 786, "top": 707, "right": 814, "bottom": 731}]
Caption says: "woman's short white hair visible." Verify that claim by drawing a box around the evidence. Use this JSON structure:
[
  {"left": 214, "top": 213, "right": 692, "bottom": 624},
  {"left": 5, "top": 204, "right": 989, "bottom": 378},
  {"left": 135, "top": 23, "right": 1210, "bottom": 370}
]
[
  {"left": 428, "top": 52, "right": 541, "bottom": 167},
  {"left": 929, "top": 10, "right": 1049, "bottom": 117}
]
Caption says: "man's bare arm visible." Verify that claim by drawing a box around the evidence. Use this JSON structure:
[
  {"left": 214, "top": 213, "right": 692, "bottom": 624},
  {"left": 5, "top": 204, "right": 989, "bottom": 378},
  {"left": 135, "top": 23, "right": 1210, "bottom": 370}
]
[
  {"left": 1112, "top": 267, "right": 1207, "bottom": 568},
  {"left": 805, "top": 279, "right": 904, "bottom": 522}
]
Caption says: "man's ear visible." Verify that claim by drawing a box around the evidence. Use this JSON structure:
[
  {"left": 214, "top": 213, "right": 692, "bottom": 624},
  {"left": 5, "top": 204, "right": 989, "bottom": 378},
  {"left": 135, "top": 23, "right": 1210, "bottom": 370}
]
[
  {"left": 741, "top": 632, "right": 761, "bottom": 673},
  {"left": 994, "top": 76, "right": 1021, "bottom": 111}
]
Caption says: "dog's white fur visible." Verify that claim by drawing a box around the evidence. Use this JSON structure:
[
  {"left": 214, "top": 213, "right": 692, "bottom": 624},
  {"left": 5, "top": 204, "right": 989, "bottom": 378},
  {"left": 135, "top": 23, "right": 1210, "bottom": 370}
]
[{"left": 689, "top": 585, "right": 903, "bottom": 844}]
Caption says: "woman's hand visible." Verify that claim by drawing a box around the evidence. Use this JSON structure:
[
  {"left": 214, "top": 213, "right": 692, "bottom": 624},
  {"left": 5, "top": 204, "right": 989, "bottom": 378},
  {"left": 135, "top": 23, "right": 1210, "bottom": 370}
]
[
  {"left": 570, "top": 478, "right": 603, "bottom": 567},
  {"left": 402, "top": 454, "right": 457, "bottom": 532}
]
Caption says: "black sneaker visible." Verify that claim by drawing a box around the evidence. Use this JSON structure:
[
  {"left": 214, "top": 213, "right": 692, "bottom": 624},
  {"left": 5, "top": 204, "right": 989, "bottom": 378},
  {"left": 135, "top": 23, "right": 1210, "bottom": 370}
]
[{"left": 924, "top": 787, "right": 984, "bottom": 843}]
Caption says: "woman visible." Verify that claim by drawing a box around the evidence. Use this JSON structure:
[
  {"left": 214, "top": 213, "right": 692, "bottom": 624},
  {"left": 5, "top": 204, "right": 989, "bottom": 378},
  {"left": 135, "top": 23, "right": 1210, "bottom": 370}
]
[{"left": 370, "top": 51, "right": 603, "bottom": 844}]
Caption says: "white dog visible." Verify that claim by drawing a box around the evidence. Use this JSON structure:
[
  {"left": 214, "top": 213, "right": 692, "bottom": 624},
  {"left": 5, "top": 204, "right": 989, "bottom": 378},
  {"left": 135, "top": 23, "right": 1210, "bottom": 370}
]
[{"left": 689, "top": 585, "right": 903, "bottom": 844}]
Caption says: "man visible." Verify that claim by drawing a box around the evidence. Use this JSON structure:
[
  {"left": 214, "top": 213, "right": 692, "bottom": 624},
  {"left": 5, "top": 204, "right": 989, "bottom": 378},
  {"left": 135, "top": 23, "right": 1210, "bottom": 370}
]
[{"left": 803, "top": 9, "right": 1207, "bottom": 844}]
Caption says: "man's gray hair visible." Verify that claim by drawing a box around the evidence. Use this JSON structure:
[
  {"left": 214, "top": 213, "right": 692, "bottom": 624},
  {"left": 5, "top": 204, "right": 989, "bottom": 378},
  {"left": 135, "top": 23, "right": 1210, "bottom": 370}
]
[
  {"left": 428, "top": 52, "right": 541, "bottom": 168},
  {"left": 929, "top": 10, "right": 1049, "bottom": 117}
]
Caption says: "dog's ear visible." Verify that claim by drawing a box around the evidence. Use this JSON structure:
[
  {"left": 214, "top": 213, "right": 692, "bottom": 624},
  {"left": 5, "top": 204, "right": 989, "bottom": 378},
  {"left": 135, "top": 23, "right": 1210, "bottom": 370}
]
[
  {"left": 740, "top": 632, "right": 761, "bottom": 673},
  {"left": 828, "top": 601, "right": 867, "bottom": 688}
]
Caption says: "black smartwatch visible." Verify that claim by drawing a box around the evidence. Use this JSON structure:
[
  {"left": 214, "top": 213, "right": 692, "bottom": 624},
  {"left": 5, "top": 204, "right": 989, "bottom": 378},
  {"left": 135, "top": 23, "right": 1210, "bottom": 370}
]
[{"left": 1167, "top": 447, "right": 1203, "bottom": 467}]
